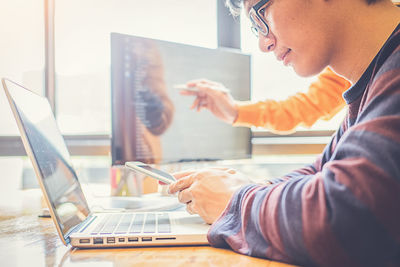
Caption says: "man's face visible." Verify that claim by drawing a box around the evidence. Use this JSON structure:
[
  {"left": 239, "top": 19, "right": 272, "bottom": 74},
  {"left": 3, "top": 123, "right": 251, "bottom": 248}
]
[{"left": 244, "top": 0, "right": 336, "bottom": 77}]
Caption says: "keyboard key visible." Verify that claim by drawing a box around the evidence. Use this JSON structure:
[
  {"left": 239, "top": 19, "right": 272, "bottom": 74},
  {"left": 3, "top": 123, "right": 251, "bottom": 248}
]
[
  {"left": 101, "top": 214, "right": 123, "bottom": 234},
  {"left": 115, "top": 214, "right": 133, "bottom": 234},
  {"left": 91, "top": 215, "right": 111, "bottom": 234},
  {"left": 129, "top": 214, "right": 144, "bottom": 233},
  {"left": 143, "top": 214, "right": 156, "bottom": 233},
  {"left": 157, "top": 213, "right": 171, "bottom": 233}
]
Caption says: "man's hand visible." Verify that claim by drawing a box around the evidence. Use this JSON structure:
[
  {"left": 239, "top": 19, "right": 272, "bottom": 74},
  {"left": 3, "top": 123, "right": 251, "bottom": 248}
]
[
  {"left": 180, "top": 79, "right": 239, "bottom": 124},
  {"left": 168, "top": 167, "right": 250, "bottom": 224}
]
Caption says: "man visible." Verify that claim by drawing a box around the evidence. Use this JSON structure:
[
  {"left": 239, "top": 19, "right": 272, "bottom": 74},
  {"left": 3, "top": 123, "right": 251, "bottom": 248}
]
[{"left": 169, "top": 0, "right": 400, "bottom": 266}]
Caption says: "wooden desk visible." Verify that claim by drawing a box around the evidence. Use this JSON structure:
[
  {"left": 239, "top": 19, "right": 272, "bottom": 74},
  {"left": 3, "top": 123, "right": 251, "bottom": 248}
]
[{"left": 0, "top": 189, "right": 296, "bottom": 267}]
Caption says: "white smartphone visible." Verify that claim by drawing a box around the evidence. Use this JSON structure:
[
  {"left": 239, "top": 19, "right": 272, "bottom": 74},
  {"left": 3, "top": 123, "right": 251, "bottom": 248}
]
[
  {"left": 125, "top": 161, "right": 176, "bottom": 184},
  {"left": 174, "top": 84, "right": 230, "bottom": 93},
  {"left": 174, "top": 84, "right": 199, "bottom": 92}
]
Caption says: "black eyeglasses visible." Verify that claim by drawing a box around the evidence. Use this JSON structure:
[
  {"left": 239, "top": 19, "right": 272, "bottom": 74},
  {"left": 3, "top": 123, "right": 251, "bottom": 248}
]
[{"left": 249, "top": 0, "right": 271, "bottom": 38}]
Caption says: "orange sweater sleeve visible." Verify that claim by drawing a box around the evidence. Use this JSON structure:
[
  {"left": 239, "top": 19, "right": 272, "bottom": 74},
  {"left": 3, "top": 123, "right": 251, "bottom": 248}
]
[{"left": 233, "top": 67, "right": 352, "bottom": 134}]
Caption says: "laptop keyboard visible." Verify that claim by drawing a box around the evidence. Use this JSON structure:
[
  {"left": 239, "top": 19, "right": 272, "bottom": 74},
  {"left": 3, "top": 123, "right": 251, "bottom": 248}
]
[{"left": 88, "top": 213, "right": 171, "bottom": 235}]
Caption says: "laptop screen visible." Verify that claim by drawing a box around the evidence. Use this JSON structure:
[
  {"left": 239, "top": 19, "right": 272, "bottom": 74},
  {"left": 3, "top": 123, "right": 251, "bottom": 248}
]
[{"left": 3, "top": 79, "right": 90, "bottom": 240}]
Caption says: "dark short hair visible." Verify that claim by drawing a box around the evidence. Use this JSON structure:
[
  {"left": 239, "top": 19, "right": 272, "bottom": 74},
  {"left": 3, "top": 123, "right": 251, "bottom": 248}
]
[
  {"left": 225, "top": 0, "right": 388, "bottom": 16},
  {"left": 225, "top": 0, "right": 244, "bottom": 17}
]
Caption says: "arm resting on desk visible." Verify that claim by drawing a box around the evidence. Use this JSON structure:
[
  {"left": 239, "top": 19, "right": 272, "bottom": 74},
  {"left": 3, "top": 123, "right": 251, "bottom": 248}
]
[{"left": 208, "top": 96, "right": 400, "bottom": 266}]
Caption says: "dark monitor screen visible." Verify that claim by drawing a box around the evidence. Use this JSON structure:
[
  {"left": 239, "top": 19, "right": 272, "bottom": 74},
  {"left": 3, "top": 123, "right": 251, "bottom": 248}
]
[{"left": 111, "top": 33, "right": 251, "bottom": 165}]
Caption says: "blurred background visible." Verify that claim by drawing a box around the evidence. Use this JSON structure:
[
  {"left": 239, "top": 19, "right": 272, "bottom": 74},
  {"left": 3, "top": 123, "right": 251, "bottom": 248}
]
[{"left": 0, "top": 0, "right": 346, "bottom": 196}]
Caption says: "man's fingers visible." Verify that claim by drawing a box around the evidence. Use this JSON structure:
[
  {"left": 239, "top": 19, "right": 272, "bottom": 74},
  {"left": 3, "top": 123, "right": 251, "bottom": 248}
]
[
  {"left": 172, "top": 169, "right": 196, "bottom": 179},
  {"left": 178, "top": 188, "right": 193, "bottom": 204},
  {"left": 209, "top": 167, "right": 229, "bottom": 171},
  {"left": 208, "top": 167, "right": 237, "bottom": 174},
  {"left": 186, "top": 79, "right": 209, "bottom": 87},
  {"left": 190, "top": 98, "right": 200, "bottom": 110},
  {"left": 199, "top": 101, "right": 208, "bottom": 111},
  {"left": 227, "top": 169, "right": 236, "bottom": 174},
  {"left": 179, "top": 90, "right": 197, "bottom": 96},
  {"left": 197, "top": 99, "right": 207, "bottom": 111},
  {"left": 186, "top": 79, "right": 201, "bottom": 86},
  {"left": 194, "top": 84, "right": 214, "bottom": 94},
  {"left": 168, "top": 174, "right": 195, "bottom": 194},
  {"left": 186, "top": 201, "right": 197, "bottom": 215}
]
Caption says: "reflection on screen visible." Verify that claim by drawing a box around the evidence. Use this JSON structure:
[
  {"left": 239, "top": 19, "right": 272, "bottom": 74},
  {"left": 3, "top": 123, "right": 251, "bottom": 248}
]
[
  {"left": 111, "top": 34, "right": 175, "bottom": 165},
  {"left": 5, "top": 80, "right": 90, "bottom": 238}
]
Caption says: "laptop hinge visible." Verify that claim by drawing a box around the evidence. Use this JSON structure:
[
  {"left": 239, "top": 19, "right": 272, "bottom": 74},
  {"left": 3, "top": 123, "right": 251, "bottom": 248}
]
[{"left": 64, "top": 214, "right": 96, "bottom": 241}]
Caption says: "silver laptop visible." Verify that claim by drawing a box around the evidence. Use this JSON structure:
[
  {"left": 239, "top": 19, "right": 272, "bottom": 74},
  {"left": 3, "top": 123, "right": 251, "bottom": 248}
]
[{"left": 2, "top": 78, "right": 209, "bottom": 248}]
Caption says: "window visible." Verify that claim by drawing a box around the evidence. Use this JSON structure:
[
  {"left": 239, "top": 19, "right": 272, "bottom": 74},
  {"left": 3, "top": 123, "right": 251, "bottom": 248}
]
[
  {"left": 54, "top": 0, "right": 218, "bottom": 135},
  {"left": 0, "top": 0, "right": 45, "bottom": 136},
  {"left": 1, "top": 0, "right": 342, "bottom": 159}
]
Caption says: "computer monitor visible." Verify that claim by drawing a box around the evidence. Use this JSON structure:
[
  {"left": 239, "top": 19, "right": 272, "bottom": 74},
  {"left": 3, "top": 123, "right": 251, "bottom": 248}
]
[{"left": 111, "top": 32, "right": 251, "bottom": 165}]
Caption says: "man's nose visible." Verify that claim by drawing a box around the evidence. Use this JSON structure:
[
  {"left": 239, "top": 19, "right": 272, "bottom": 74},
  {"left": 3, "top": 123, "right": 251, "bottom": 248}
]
[{"left": 258, "top": 33, "right": 275, "bottom": 53}]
